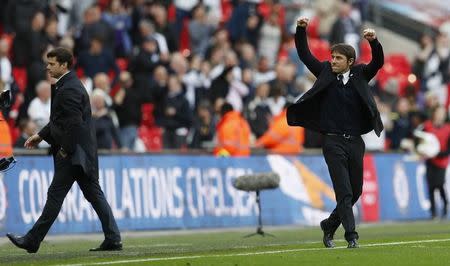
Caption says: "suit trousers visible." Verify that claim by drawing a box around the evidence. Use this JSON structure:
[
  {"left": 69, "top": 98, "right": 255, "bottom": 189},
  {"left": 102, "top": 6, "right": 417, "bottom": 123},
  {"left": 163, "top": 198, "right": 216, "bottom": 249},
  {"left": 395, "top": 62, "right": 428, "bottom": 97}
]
[
  {"left": 321, "top": 134, "right": 365, "bottom": 241},
  {"left": 26, "top": 152, "right": 121, "bottom": 244}
]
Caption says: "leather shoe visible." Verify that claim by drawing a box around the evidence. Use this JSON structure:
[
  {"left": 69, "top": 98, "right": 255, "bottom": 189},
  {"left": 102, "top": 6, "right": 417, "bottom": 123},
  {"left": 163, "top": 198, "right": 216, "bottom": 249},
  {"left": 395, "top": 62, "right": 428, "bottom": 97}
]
[
  {"left": 347, "top": 239, "right": 359, "bottom": 248},
  {"left": 320, "top": 221, "right": 335, "bottom": 248},
  {"left": 6, "top": 233, "right": 40, "bottom": 253},
  {"left": 89, "top": 240, "right": 122, "bottom": 251}
]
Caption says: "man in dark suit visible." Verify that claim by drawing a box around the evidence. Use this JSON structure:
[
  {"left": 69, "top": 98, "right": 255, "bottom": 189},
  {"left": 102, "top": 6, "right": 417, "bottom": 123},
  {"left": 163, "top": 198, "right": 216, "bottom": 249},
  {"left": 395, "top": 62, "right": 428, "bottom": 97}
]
[
  {"left": 287, "top": 17, "right": 384, "bottom": 248},
  {"left": 6, "top": 47, "right": 122, "bottom": 253}
]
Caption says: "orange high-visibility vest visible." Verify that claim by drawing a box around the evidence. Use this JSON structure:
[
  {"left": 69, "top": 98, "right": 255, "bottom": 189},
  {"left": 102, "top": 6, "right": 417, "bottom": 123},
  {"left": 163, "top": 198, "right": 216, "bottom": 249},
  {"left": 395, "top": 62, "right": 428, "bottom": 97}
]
[
  {"left": 256, "top": 109, "right": 304, "bottom": 154},
  {"left": 0, "top": 113, "right": 13, "bottom": 156},
  {"left": 214, "top": 111, "right": 251, "bottom": 156}
]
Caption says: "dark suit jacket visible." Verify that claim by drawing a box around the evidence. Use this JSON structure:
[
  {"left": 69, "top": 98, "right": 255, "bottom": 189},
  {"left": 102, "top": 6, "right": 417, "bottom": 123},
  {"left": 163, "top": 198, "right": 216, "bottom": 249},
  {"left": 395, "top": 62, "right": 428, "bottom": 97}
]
[
  {"left": 38, "top": 71, "right": 99, "bottom": 178},
  {"left": 287, "top": 27, "right": 384, "bottom": 137}
]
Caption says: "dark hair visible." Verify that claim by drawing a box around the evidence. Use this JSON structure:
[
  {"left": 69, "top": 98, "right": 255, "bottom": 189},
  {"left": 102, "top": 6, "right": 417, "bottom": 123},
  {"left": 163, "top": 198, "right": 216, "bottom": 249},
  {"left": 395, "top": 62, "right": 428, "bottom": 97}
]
[
  {"left": 330, "top": 43, "right": 356, "bottom": 64},
  {"left": 220, "top": 102, "right": 234, "bottom": 116},
  {"left": 47, "top": 47, "right": 73, "bottom": 68}
]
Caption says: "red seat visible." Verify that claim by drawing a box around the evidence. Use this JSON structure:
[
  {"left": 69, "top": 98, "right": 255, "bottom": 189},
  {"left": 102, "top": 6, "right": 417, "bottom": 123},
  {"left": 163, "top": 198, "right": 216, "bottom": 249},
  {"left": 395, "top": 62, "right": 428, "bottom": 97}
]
[
  {"left": 116, "top": 58, "right": 129, "bottom": 71},
  {"left": 167, "top": 3, "right": 176, "bottom": 22},
  {"left": 309, "top": 38, "right": 331, "bottom": 61},
  {"left": 141, "top": 103, "right": 155, "bottom": 127},
  {"left": 12, "top": 67, "right": 27, "bottom": 92},
  {"left": 179, "top": 18, "right": 190, "bottom": 53},
  {"left": 138, "top": 126, "right": 162, "bottom": 151},
  {"left": 376, "top": 53, "right": 412, "bottom": 96},
  {"left": 306, "top": 16, "right": 320, "bottom": 39},
  {"left": 358, "top": 40, "right": 372, "bottom": 64}
]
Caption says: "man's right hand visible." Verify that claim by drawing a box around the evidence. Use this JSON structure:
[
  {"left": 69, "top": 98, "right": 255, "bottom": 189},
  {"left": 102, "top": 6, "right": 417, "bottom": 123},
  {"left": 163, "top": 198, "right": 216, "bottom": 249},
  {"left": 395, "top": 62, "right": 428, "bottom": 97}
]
[
  {"left": 24, "top": 134, "right": 43, "bottom": 149},
  {"left": 297, "top": 17, "right": 309, "bottom": 28}
]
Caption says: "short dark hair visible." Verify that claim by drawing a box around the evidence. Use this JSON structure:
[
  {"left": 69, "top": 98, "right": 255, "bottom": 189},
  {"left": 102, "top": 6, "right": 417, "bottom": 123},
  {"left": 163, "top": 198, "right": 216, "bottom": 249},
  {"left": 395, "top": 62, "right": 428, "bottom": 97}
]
[
  {"left": 47, "top": 47, "right": 73, "bottom": 68},
  {"left": 220, "top": 102, "right": 234, "bottom": 116},
  {"left": 330, "top": 43, "right": 356, "bottom": 64}
]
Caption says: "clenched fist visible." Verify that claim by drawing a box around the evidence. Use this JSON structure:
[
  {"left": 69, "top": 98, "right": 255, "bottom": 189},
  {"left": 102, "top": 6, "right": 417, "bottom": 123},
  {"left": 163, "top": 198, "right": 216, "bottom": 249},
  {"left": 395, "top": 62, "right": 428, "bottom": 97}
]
[
  {"left": 363, "top": 28, "right": 377, "bottom": 41},
  {"left": 297, "top": 17, "right": 309, "bottom": 28}
]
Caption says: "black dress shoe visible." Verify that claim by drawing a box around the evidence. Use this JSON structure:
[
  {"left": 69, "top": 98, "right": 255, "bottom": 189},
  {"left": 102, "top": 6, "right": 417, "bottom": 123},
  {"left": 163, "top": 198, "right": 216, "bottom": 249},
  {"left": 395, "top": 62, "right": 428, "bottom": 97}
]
[
  {"left": 89, "top": 240, "right": 123, "bottom": 251},
  {"left": 320, "top": 221, "right": 335, "bottom": 248},
  {"left": 347, "top": 239, "right": 359, "bottom": 248},
  {"left": 6, "top": 233, "right": 40, "bottom": 253}
]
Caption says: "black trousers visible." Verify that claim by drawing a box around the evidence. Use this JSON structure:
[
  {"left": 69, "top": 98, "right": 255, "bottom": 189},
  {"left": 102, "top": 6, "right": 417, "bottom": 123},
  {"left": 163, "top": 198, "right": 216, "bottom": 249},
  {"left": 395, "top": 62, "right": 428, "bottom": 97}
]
[
  {"left": 26, "top": 153, "right": 121, "bottom": 244},
  {"left": 321, "top": 135, "right": 365, "bottom": 241},
  {"left": 426, "top": 162, "right": 448, "bottom": 217}
]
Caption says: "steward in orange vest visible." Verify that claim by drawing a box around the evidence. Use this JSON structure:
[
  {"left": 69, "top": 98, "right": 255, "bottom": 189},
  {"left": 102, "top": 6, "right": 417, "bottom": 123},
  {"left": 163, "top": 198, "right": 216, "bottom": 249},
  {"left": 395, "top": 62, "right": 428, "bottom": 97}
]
[
  {"left": 256, "top": 108, "right": 304, "bottom": 154},
  {"left": 0, "top": 109, "right": 13, "bottom": 157},
  {"left": 214, "top": 103, "right": 251, "bottom": 156}
]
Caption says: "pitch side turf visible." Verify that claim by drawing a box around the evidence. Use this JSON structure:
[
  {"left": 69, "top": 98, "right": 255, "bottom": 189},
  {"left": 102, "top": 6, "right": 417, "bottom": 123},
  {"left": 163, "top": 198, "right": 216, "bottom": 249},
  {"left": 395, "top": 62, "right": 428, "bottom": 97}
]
[{"left": 1, "top": 221, "right": 450, "bottom": 265}]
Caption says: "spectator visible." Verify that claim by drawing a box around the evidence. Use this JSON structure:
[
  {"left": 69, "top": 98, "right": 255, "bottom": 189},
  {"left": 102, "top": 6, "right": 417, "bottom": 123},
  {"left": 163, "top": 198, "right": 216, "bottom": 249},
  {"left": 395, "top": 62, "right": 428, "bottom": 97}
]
[
  {"left": 151, "top": 3, "right": 179, "bottom": 53},
  {"left": 423, "top": 105, "right": 450, "bottom": 219},
  {"left": 188, "top": 4, "right": 215, "bottom": 58},
  {"left": 388, "top": 97, "right": 413, "bottom": 150},
  {"left": 44, "top": 17, "right": 60, "bottom": 47},
  {"left": 246, "top": 82, "right": 272, "bottom": 138},
  {"left": 103, "top": 0, "right": 133, "bottom": 57},
  {"left": 214, "top": 102, "right": 251, "bottom": 156},
  {"left": 362, "top": 96, "right": 391, "bottom": 151},
  {"left": 76, "top": 4, "right": 115, "bottom": 55},
  {"left": 138, "top": 19, "right": 169, "bottom": 61},
  {"left": 151, "top": 65, "right": 169, "bottom": 113},
  {"left": 173, "top": 0, "right": 199, "bottom": 39},
  {"left": 76, "top": 37, "right": 120, "bottom": 80},
  {"left": 14, "top": 118, "right": 38, "bottom": 148},
  {"left": 314, "top": 0, "right": 340, "bottom": 39},
  {"left": 238, "top": 42, "right": 258, "bottom": 69},
  {"left": 226, "top": 71, "right": 249, "bottom": 112},
  {"left": 329, "top": 1, "right": 361, "bottom": 57},
  {"left": 209, "top": 66, "right": 232, "bottom": 105},
  {"left": 0, "top": 38, "right": 12, "bottom": 91},
  {"left": 4, "top": 0, "right": 47, "bottom": 34},
  {"left": 129, "top": 35, "right": 161, "bottom": 96},
  {"left": 91, "top": 89, "right": 122, "bottom": 150},
  {"left": 421, "top": 32, "right": 450, "bottom": 104},
  {"left": 267, "top": 82, "right": 287, "bottom": 116},
  {"left": 27, "top": 80, "right": 51, "bottom": 131},
  {"left": 258, "top": 11, "right": 282, "bottom": 67},
  {"left": 13, "top": 11, "right": 47, "bottom": 66},
  {"left": 93, "top": 73, "right": 113, "bottom": 106},
  {"left": 113, "top": 71, "right": 148, "bottom": 150},
  {"left": 189, "top": 101, "right": 215, "bottom": 149},
  {"left": 156, "top": 75, "right": 192, "bottom": 149},
  {"left": 183, "top": 55, "right": 207, "bottom": 110},
  {"left": 227, "top": 0, "right": 255, "bottom": 44}
]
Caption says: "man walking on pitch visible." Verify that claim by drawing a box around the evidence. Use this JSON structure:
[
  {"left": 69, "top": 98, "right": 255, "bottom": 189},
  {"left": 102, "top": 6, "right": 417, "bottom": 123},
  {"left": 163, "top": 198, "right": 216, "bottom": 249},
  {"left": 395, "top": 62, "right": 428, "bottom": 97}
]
[
  {"left": 287, "top": 17, "right": 384, "bottom": 248},
  {"left": 6, "top": 47, "right": 122, "bottom": 253}
]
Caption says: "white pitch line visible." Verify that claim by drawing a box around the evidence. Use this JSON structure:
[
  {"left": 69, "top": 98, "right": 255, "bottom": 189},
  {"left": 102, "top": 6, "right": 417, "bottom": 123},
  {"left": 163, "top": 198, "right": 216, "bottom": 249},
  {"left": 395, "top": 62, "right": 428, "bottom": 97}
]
[{"left": 58, "top": 238, "right": 450, "bottom": 266}]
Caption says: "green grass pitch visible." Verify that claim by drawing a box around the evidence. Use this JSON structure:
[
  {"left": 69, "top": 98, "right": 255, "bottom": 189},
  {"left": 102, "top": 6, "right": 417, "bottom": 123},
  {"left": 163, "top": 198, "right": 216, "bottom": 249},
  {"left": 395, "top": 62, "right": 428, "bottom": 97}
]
[{"left": 1, "top": 221, "right": 450, "bottom": 265}]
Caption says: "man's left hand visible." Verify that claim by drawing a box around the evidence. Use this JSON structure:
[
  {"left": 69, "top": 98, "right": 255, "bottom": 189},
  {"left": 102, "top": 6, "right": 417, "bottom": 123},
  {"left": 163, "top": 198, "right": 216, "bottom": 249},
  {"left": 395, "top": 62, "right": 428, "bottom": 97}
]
[{"left": 363, "top": 28, "right": 377, "bottom": 41}]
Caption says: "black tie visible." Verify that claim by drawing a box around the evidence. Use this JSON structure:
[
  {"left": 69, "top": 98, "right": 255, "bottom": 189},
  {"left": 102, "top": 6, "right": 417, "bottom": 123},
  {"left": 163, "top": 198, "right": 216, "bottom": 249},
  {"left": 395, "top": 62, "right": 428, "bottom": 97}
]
[{"left": 338, "top": 74, "right": 344, "bottom": 85}]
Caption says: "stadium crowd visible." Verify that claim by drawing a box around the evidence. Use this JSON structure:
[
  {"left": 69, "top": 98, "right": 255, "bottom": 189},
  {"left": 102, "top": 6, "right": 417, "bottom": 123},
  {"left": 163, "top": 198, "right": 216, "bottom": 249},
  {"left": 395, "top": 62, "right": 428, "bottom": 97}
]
[{"left": 0, "top": 0, "right": 448, "bottom": 156}]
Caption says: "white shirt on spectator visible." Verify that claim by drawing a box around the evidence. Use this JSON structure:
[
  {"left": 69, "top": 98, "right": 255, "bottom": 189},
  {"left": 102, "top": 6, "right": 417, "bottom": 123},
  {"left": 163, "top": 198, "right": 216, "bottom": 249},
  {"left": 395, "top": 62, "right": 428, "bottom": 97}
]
[
  {"left": 0, "top": 56, "right": 12, "bottom": 89},
  {"left": 226, "top": 79, "right": 249, "bottom": 112},
  {"left": 267, "top": 96, "right": 286, "bottom": 116},
  {"left": 153, "top": 32, "right": 169, "bottom": 54},
  {"left": 27, "top": 97, "right": 51, "bottom": 130},
  {"left": 175, "top": 0, "right": 199, "bottom": 11}
]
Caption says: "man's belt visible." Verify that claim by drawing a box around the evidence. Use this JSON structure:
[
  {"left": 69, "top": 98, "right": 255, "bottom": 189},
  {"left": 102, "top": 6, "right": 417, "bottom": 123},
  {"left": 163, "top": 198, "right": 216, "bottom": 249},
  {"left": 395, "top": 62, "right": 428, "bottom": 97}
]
[{"left": 325, "top": 133, "right": 357, "bottom": 140}]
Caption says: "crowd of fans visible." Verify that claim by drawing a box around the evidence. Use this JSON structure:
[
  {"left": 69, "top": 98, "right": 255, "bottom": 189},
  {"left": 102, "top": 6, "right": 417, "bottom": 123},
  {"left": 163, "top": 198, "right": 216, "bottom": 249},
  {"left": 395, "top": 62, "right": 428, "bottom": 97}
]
[{"left": 0, "top": 0, "right": 448, "bottom": 156}]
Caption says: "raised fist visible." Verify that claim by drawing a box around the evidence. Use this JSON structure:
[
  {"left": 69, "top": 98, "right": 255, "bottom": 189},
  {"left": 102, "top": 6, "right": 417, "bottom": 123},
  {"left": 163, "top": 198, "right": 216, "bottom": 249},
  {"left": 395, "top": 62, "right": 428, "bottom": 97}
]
[
  {"left": 363, "top": 28, "right": 377, "bottom": 41},
  {"left": 297, "top": 17, "right": 309, "bottom": 28}
]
